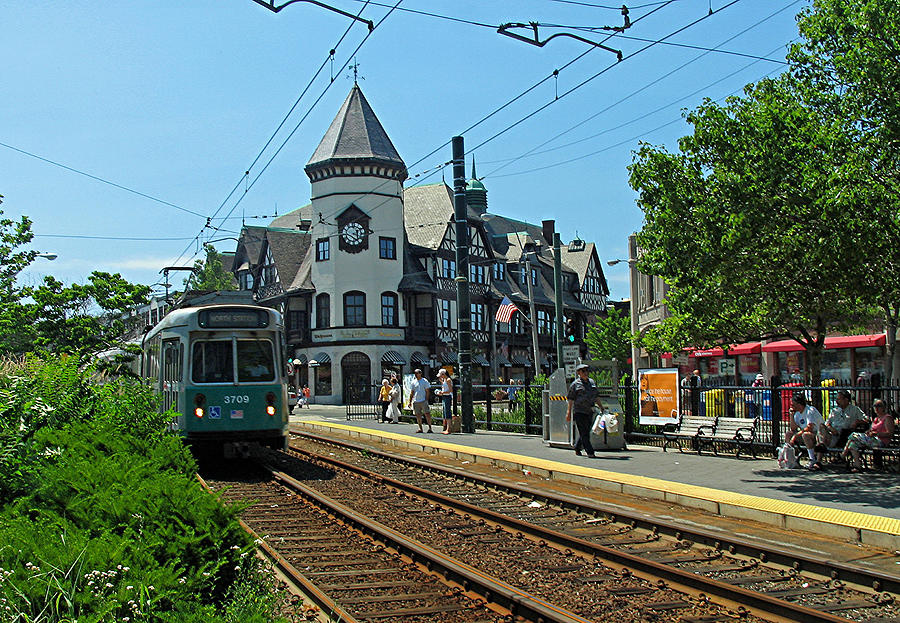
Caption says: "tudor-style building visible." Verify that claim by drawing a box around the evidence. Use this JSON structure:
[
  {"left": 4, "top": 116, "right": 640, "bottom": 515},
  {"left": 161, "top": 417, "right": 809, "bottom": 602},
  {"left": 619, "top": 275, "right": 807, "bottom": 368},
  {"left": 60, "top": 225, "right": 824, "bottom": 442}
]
[{"left": 230, "top": 84, "right": 609, "bottom": 404}]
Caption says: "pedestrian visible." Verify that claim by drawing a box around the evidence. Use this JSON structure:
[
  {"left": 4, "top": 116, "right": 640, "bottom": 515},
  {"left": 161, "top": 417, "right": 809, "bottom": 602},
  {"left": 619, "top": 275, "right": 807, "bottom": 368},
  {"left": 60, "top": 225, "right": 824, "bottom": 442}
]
[
  {"left": 302, "top": 385, "right": 311, "bottom": 408},
  {"left": 436, "top": 369, "right": 454, "bottom": 434},
  {"left": 387, "top": 377, "right": 401, "bottom": 423},
  {"left": 406, "top": 368, "right": 433, "bottom": 433},
  {"left": 566, "top": 363, "right": 599, "bottom": 458},
  {"left": 378, "top": 379, "right": 391, "bottom": 422}
]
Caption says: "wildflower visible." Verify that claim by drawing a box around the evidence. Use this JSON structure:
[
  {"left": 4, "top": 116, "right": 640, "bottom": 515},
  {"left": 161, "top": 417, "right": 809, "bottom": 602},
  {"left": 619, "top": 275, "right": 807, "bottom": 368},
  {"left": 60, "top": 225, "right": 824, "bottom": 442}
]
[
  {"left": 148, "top": 585, "right": 154, "bottom": 591},
  {"left": 126, "top": 586, "right": 133, "bottom": 590}
]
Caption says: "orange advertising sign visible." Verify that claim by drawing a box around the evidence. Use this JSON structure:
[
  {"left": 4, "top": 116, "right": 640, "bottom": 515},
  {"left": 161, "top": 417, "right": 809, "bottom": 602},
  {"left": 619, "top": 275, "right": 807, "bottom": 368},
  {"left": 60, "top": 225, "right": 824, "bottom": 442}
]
[{"left": 638, "top": 368, "right": 680, "bottom": 425}]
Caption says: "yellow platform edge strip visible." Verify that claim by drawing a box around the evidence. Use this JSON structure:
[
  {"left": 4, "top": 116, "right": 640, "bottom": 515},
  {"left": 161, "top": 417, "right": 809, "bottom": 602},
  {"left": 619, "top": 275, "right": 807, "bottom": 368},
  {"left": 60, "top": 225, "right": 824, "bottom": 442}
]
[{"left": 295, "top": 420, "right": 900, "bottom": 537}]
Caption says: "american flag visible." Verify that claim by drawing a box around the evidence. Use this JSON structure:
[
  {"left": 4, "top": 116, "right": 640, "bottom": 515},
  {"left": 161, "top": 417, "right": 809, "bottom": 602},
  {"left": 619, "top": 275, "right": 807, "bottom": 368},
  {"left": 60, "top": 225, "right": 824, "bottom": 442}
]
[{"left": 495, "top": 296, "right": 519, "bottom": 323}]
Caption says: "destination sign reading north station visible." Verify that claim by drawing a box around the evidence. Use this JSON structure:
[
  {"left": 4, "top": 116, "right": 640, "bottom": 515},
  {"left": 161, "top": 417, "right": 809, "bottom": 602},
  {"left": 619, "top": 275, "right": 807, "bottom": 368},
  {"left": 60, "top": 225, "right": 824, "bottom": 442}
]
[{"left": 198, "top": 308, "right": 270, "bottom": 329}]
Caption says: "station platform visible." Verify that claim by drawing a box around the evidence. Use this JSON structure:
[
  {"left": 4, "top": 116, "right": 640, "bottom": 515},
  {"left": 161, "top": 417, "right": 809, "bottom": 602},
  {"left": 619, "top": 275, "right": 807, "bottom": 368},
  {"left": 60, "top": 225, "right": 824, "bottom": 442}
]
[{"left": 288, "top": 406, "right": 900, "bottom": 552}]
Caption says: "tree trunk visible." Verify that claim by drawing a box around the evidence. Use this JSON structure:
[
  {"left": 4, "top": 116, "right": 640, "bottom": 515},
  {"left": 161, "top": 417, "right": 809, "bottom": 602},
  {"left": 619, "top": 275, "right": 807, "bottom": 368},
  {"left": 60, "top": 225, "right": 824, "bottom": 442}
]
[{"left": 884, "top": 304, "right": 898, "bottom": 384}]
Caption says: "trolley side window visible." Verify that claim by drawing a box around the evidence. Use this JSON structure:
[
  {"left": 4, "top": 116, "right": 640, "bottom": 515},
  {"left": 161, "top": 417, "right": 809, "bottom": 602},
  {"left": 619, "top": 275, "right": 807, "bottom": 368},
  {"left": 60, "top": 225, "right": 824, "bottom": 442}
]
[
  {"left": 191, "top": 340, "right": 234, "bottom": 383},
  {"left": 236, "top": 339, "right": 275, "bottom": 383}
]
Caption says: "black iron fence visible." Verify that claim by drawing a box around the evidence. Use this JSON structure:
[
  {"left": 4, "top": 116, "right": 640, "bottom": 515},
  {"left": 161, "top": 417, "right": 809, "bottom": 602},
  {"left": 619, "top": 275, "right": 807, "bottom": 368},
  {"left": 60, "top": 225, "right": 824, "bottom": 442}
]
[
  {"left": 346, "top": 376, "right": 900, "bottom": 456},
  {"left": 621, "top": 377, "right": 900, "bottom": 457}
]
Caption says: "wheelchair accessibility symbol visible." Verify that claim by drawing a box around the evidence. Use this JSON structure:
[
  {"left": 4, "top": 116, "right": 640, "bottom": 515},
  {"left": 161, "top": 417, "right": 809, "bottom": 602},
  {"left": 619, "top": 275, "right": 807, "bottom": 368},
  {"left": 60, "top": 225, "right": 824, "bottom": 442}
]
[{"left": 209, "top": 406, "right": 221, "bottom": 419}]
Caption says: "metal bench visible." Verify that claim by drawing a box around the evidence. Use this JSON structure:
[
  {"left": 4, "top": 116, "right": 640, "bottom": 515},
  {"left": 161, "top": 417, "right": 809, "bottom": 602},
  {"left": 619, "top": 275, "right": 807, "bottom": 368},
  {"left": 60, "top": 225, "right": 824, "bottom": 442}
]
[
  {"left": 662, "top": 415, "right": 714, "bottom": 453},
  {"left": 700, "top": 416, "right": 759, "bottom": 458}
]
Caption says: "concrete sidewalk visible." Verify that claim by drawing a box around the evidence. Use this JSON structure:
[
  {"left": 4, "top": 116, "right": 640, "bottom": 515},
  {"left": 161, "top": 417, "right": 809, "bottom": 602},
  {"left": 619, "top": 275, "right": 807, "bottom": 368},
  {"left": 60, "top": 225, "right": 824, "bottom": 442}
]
[{"left": 289, "top": 404, "right": 900, "bottom": 522}]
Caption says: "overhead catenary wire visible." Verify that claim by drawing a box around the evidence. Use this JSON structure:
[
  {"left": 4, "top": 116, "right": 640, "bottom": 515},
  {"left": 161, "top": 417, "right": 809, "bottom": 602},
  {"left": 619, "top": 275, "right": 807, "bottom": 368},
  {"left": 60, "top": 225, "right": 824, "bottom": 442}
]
[
  {"left": 481, "top": 0, "right": 795, "bottom": 178},
  {"left": 194, "top": 1, "right": 405, "bottom": 251},
  {"left": 0, "top": 141, "right": 206, "bottom": 219},
  {"left": 482, "top": 39, "right": 794, "bottom": 169},
  {"left": 463, "top": 0, "right": 743, "bottom": 159}
]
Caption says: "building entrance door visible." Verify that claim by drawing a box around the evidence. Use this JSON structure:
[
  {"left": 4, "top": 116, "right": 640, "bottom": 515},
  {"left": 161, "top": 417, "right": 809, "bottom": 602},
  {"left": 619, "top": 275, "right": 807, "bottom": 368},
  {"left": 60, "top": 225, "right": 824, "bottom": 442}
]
[{"left": 341, "top": 352, "right": 371, "bottom": 404}]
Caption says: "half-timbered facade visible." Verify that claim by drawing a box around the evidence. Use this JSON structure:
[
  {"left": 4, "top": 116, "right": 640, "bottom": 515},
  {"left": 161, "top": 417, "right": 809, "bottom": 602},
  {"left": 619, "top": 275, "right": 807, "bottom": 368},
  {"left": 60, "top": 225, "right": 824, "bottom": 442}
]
[{"left": 231, "top": 84, "right": 609, "bottom": 404}]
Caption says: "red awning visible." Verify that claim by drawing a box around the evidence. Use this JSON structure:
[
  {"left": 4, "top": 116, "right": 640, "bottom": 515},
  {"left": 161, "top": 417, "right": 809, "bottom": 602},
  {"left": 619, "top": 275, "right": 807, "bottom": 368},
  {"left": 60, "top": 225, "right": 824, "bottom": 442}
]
[
  {"left": 762, "top": 334, "right": 885, "bottom": 353},
  {"left": 728, "top": 342, "right": 762, "bottom": 356},
  {"left": 824, "top": 334, "right": 885, "bottom": 349},
  {"left": 761, "top": 339, "right": 806, "bottom": 353}
]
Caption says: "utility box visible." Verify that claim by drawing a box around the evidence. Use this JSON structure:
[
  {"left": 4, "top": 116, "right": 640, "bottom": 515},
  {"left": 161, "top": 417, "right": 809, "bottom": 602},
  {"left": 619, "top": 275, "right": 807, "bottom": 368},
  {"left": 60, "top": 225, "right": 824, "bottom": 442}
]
[{"left": 544, "top": 368, "right": 572, "bottom": 448}]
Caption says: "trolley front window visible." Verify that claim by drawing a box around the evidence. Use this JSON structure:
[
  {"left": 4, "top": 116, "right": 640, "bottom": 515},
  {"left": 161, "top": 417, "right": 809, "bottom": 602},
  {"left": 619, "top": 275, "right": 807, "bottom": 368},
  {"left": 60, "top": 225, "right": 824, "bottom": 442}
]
[
  {"left": 237, "top": 340, "right": 275, "bottom": 382},
  {"left": 192, "top": 340, "right": 234, "bottom": 383},
  {"left": 191, "top": 338, "right": 276, "bottom": 384}
]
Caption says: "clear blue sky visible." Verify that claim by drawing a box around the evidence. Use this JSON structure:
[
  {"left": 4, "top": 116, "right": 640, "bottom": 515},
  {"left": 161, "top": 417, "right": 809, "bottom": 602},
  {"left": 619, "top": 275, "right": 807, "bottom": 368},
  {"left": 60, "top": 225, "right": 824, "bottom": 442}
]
[{"left": 1, "top": 0, "right": 805, "bottom": 300}]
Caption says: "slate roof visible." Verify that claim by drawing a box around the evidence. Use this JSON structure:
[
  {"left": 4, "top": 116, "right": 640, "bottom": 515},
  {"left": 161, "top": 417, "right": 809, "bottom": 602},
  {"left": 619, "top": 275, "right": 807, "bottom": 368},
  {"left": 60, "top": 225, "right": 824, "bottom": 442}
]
[
  {"left": 306, "top": 85, "right": 406, "bottom": 176},
  {"left": 265, "top": 229, "right": 310, "bottom": 293},
  {"left": 559, "top": 242, "right": 609, "bottom": 296},
  {"left": 269, "top": 204, "right": 312, "bottom": 230},
  {"left": 404, "top": 184, "right": 453, "bottom": 249}
]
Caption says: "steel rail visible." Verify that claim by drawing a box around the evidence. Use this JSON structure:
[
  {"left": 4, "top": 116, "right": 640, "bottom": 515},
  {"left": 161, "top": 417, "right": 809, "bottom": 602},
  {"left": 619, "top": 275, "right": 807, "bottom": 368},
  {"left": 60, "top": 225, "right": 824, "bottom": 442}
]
[
  {"left": 197, "top": 474, "right": 359, "bottom": 623},
  {"left": 287, "top": 439, "right": 860, "bottom": 623},
  {"left": 264, "top": 463, "right": 598, "bottom": 623},
  {"left": 294, "top": 429, "right": 900, "bottom": 594}
]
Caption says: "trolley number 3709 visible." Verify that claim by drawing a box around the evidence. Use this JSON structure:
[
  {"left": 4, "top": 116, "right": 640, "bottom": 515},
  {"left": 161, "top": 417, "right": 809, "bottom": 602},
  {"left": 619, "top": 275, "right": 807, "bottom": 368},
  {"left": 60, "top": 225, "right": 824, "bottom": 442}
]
[{"left": 223, "top": 395, "right": 251, "bottom": 404}]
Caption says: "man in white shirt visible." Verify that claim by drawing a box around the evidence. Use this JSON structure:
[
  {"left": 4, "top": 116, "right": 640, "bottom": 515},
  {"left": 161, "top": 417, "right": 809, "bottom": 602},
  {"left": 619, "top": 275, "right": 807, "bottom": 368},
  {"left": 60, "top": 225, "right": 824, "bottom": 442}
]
[
  {"left": 815, "top": 389, "right": 866, "bottom": 464},
  {"left": 406, "top": 368, "right": 433, "bottom": 433},
  {"left": 788, "top": 392, "right": 825, "bottom": 470}
]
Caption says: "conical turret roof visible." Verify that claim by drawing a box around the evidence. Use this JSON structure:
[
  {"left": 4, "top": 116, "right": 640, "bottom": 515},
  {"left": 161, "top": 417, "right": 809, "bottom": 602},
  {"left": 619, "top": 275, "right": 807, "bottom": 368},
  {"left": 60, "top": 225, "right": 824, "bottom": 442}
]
[{"left": 305, "top": 84, "right": 407, "bottom": 181}]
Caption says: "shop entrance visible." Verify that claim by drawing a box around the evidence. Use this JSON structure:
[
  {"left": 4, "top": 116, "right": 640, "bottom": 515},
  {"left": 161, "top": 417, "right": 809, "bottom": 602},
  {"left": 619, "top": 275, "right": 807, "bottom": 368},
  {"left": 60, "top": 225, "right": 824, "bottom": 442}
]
[{"left": 341, "top": 352, "right": 371, "bottom": 404}]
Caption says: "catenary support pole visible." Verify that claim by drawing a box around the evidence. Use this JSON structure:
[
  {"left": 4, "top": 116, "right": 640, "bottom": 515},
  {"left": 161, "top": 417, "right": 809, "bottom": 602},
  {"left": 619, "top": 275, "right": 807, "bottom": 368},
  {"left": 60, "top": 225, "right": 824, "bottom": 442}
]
[
  {"left": 452, "top": 136, "right": 474, "bottom": 433},
  {"left": 554, "top": 231, "right": 564, "bottom": 372}
]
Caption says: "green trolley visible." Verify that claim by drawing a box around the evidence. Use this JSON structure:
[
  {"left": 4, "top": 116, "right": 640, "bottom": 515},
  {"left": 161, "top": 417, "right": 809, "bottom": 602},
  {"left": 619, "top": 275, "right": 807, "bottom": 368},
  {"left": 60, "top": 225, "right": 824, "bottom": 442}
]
[{"left": 141, "top": 303, "right": 289, "bottom": 452}]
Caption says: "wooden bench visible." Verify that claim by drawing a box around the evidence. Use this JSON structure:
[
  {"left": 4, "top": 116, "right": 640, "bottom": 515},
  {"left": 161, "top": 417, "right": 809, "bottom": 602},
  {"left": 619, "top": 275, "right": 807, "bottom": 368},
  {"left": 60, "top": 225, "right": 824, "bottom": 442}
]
[
  {"left": 698, "top": 416, "right": 759, "bottom": 458},
  {"left": 662, "top": 416, "right": 714, "bottom": 453}
]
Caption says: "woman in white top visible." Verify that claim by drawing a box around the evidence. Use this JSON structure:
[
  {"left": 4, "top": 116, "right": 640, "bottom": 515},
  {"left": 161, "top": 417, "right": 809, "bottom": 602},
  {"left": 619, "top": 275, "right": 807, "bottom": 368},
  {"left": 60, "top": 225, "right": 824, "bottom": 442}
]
[
  {"left": 386, "top": 377, "right": 402, "bottom": 423},
  {"left": 437, "top": 369, "right": 454, "bottom": 434}
]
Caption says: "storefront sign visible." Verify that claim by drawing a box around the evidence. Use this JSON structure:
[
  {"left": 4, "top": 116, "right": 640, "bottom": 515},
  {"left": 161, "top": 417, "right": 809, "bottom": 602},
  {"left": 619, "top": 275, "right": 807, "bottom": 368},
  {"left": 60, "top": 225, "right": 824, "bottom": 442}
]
[
  {"left": 638, "top": 368, "right": 680, "bottom": 426},
  {"left": 311, "top": 327, "right": 405, "bottom": 342}
]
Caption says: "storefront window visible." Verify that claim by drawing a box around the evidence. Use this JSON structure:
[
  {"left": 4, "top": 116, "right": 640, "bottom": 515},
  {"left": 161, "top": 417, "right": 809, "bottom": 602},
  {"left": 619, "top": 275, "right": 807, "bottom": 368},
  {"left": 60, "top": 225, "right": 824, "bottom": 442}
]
[
  {"left": 855, "top": 347, "right": 884, "bottom": 381},
  {"left": 315, "top": 364, "right": 332, "bottom": 395},
  {"left": 777, "top": 351, "right": 806, "bottom": 381},
  {"left": 738, "top": 355, "right": 761, "bottom": 383},
  {"left": 821, "top": 348, "right": 851, "bottom": 382}
]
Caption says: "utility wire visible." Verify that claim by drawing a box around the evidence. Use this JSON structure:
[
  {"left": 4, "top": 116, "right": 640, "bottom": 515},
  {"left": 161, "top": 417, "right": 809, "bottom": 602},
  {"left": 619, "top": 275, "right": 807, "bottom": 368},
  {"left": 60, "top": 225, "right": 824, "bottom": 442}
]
[
  {"left": 34, "top": 234, "right": 199, "bottom": 241},
  {"left": 170, "top": 0, "right": 405, "bottom": 268},
  {"left": 464, "top": 0, "right": 741, "bottom": 158},
  {"left": 341, "top": 0, "right": 494, "bottom": 28},
  {"left": 482, "top": 1, "right": 793, "bottom": 177},
  {"left": 490, "top": 62, "right": 787, "bottom": 179},
  {"left": 0, "top": 141, "right": 206, "bottom": 219},
  {"left": 202, "top": 1, "right": 372, "bottom": 232}
]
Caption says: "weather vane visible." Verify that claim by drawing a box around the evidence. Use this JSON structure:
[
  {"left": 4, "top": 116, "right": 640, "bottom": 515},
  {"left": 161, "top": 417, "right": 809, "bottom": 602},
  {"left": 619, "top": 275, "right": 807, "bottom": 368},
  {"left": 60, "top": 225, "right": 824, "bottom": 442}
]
[{"left": 347, "top": 58, "right": 364, "bottom": 84}]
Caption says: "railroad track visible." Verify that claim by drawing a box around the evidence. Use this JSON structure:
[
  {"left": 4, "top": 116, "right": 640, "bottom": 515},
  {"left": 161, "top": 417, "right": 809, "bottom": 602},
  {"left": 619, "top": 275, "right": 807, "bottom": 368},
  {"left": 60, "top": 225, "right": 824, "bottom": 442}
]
[
  {"left": 285, "top": 431, "right": 900, "bottom": 623},
  {"left": 202, "top": 461, "right": 600, "bottom": 623}
]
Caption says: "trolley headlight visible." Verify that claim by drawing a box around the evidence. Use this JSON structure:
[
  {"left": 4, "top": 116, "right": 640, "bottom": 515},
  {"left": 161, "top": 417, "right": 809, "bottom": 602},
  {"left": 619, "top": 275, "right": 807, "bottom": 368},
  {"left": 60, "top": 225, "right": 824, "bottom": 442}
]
[
  {"left": 266, "top": 392, "right": 276, "bottom": 416},
  {"left": 194, "top": 393, "right": 206, "bottom": 418}
]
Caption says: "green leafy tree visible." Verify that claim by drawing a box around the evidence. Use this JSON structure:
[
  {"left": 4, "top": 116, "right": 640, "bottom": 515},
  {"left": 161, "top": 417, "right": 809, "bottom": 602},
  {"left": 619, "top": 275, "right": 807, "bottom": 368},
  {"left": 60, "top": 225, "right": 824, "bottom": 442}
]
[
  {"left": 186, "top": 244, "right": 238, "bottom": 291},
  {"left": 788, "top": 0, "right": 900, "bottom": 379},
  {"left": 630, "top": 74, "right": 870, "bottom": 383},
  {"left": 0, "top": 197, "right": 39, "bottom": 354},
  {"left": 585, "top": 307, "right": 632, "bottom": 365},
  {"left": 27, "top": 272, "right": 150, "bottom": 359}
]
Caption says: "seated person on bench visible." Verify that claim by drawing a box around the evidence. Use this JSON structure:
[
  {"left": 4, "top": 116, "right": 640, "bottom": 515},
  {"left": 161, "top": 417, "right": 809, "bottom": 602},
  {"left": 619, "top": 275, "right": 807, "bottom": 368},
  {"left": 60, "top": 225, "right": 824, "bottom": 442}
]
[
  {"left": 815, "top": 389, "right": 866, "bottom": 465},
  {"left": 788, "top": 392, "right": 824, "bottom": 471},
  {"left": 842, "top": 399, "right": 895, "bottom": 472}
]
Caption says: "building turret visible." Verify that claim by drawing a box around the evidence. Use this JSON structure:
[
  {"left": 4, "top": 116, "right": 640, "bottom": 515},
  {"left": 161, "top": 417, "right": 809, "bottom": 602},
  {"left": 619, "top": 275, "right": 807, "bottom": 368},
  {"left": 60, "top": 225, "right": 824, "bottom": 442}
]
[{"left": 465, "top": 156, "right": 488, "bottom": 214}]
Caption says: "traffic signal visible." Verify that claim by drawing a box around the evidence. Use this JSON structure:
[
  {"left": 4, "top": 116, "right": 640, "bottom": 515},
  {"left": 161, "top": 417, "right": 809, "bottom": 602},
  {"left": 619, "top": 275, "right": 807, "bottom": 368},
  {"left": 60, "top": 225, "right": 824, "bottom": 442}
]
[{"left": 565, "top": 318, "right": 576, "bottom": 342}]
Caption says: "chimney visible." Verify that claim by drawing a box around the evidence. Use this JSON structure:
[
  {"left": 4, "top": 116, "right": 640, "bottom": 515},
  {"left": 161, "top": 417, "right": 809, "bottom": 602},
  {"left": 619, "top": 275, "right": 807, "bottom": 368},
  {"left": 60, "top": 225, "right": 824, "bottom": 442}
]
[{"left": 541, "top": 219, "right": 555, "bottom": 245}]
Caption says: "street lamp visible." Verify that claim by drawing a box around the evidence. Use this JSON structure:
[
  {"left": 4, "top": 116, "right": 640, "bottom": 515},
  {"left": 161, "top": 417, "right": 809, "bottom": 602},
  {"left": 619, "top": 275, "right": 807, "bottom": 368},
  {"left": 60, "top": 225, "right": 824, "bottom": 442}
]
[{"left": 35, "top": 252, "right": 58, "bottom": 260}]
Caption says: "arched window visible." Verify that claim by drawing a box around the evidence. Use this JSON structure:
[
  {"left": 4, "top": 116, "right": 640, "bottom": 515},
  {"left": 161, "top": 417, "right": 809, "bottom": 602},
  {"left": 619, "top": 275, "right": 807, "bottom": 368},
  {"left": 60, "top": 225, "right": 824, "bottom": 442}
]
[
  {"left": 381, "top": 292, "right": 398, "bottom": 327},
  {"left": 343, "top": 291, "right": 366, "bottom": 327},
  {"left": 316, "top": 293, "right": 330, "bottom": 328}
]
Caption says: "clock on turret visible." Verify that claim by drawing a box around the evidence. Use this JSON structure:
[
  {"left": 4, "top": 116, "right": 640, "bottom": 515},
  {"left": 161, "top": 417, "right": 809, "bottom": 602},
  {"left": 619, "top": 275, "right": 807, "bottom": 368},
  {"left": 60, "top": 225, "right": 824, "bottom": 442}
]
[{"left": 341, "top": 222, "right": 366, "bottom": 248}]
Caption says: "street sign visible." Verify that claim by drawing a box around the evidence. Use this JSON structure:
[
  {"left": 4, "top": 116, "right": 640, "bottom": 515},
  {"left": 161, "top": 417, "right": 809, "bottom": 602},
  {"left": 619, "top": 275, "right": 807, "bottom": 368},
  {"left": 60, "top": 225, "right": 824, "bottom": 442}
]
[
  {"left": 562, "top": 344, "right": 580, "bottom": 363},
  {"left": 564, "top": 362, "right": 577, "bottom": 377}
]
